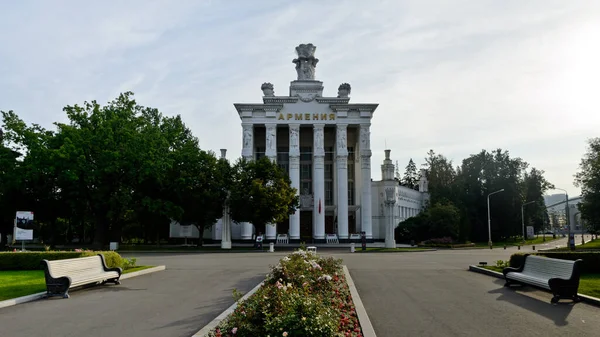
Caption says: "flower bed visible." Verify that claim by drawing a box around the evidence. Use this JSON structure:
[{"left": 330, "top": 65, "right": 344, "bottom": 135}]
[{"left": 207, "top": 249, "right": 362, "bottom": 337}]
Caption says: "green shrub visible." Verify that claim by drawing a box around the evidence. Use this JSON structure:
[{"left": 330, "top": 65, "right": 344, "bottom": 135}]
[
  {"left": 509, "top": 252, "right": 600, "bottom": 273},
  {"left": 0, "top": 251, "right": 125, "bottom": 271}
]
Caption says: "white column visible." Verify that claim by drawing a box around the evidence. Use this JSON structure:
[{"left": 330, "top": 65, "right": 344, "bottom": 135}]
[
  {"left": 265, "top": 124, "right": 277, "bottom": 240},
  {"left": 385, "top": 188, "right": 396, "bottom": 248},
  {"left": 336, "top": 124, "right": 349, "bottom": 240},
  {"left": 313, "top": 124, "right": 325, "bottom": 240},
  {"left": 241, "top": 123, "right": 254, "bottom": 240},
  {"left": 360, "top": 124, "right": 373, "bottom": 239},
  {"left": 289, "top": 124, "right": 301, "bottom": 240},
  {"left": 221, "top": 203, "right": 232, "bottom": 249}
]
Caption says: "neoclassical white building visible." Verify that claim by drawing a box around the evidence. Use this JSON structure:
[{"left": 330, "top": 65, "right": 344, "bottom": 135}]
[{"left": 206, "top": 44, "right": 429, "bottom": 244}]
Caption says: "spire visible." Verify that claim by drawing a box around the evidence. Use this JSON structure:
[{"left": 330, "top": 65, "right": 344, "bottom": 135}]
[{"left": 381, "top": 149, "right": 395, "bottom": 181}]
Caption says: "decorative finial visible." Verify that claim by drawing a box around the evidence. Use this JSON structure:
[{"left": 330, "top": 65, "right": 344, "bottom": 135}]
[
  {"left": 261, "top": 83, "right": 274, "bottom": 96},
  {"left": 292, "top": 43, "right": 319, "bottom": 80},
  {"left": 337, "top": 83, "right": 351, "bottom": 98}
]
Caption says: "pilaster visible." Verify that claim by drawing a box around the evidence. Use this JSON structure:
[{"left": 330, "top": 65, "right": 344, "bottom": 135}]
[
  {"left": 265, "top": 124, "right": 277, "bottom": 240},
  {"left": 241, "top": 123, "right": 254, "bottom": 240},
  {"left": 289, "top": 124, "right": 301, "bottom": 240},
  {"left": 360, "top": 124, "right": 373, "bottom": 239},
  {"left": 336, "top": 124, "right": 349, "bottom": 240},
  {"left": 313, "top": 124, "right": 325, "bottom": 240}
]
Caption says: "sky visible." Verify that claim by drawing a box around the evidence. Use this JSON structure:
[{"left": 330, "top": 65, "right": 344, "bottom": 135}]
[{"left": 1, "top": 0, "right": 599, "bottom": 197}]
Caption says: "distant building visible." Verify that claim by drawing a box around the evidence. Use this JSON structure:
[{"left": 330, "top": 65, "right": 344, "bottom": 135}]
[{"left": 203, "top": 44, "right": 429, "bottom": 243}]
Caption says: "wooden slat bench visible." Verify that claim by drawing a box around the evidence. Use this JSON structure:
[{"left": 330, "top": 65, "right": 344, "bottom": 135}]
[
  {"left": 41, "top": 254, "right": 122, "bottom": 298},
  {"left": 502, "top": 254, "right": 582, "bottom": 303}
]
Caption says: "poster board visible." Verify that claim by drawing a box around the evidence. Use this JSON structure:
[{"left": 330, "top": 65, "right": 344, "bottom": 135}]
[
  {"left": 526, "top": 226, "right": 535, "bottom": 239},
  {"left": 15, "top": 211, "right": 34, "bottom": 241}
]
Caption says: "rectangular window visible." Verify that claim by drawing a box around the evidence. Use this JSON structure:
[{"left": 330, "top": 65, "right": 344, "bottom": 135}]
[
  {"left": 324, "top": 164, "right": 334, "bottom": 180},
  {"left": 325, "top": 181, "right": 334, "bottom": 206},
  {"left": 348, "top": 181, "right": 355, "bottom": 205},
  {"left": 325, "top": 147, "right": 334, "bottom": 161},
  {"left": 300, "top": 147, "right": 312, "bottom": 161},
  {"left": 348, "top": 147, "right": 355, "bottom": 160},
  {"left": 277, "top": 152, "right": 289, "bottom": 163},
  {"left": 278, "top": 163, "right": 289, "bottom": 174},
  {"left": 347, "top": 162, "right": 355, "bottom": 179},
  {"left": 255, "top": 146, "right": 265, "bottom": 161},
  {"left": 301, "top": 164, "right": 312, "bottom": 180}
]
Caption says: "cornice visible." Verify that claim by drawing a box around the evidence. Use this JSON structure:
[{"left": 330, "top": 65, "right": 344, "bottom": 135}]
[
  {"left": 233, "top": 103, "right": 284, "bottom": 113},
  {"left": 262, "top": 97, "right": 299, "bottom": 104},
  {"left": 316, "top": 97, "right": 350, "bottom": 104},
  {"left": 329, "top": 103, "right": 379, "bottom": 112}
]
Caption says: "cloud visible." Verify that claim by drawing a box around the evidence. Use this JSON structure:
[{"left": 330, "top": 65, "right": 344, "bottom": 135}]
[{"left": 1, "top": 0, "right": 599, "bottom": 196}]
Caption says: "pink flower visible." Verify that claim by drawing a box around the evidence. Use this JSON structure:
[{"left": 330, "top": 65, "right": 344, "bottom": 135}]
[
  {"left": 283, "top": 332, "right": 288, "bottom": 336},
  {"left": 231, "top": 327, "right": 238, "bottom": 334}
]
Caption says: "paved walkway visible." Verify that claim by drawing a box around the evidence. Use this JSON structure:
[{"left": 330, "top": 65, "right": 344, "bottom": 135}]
[
  {"left": 0, "top": 252, "right": 286, "bottom": 337},
  {"left": 0, "top": 242, "right": 598, "bottom": 337}
]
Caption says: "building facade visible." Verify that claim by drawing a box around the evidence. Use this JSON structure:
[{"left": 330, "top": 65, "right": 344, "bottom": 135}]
[{"left": 207, "top": 44, "right": 429, "bottom": 243}]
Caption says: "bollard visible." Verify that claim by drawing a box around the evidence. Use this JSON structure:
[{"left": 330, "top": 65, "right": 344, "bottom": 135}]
[
  {"left": 532, "top": 245, "right": 535, "bottom": 251},
  {"left": 503, "top": 245, "right": 506, "bottom": 250},
  {"left": 269, "top": 242, "right": 274, "bottom": 253},
  {"left": 518, "top": 245, "right": 520, "bottom": 250},
  {"left": 350, "top": 243, "right": 355, "bottom": 253}
]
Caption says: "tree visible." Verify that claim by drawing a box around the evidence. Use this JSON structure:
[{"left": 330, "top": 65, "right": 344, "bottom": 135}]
[
  {"left": 401, "top": 158, "right": 419, "bottom": 190},
  {"left": 394, "top": 201, "right": 460, "bottom": 242},
  {"left": 423, "top": 149, "right": 456, "bottom": 204},
  {"left": 228, "top": 157, "right": 299, "bottom": 235},
  {"left": 522, "top": 168, "right": 554, "bottom": 233},
  {"left": 574, "top": 138, "right": 600, "bottom": 235}
]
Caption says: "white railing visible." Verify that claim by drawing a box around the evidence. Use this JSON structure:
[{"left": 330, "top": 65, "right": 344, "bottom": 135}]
[
  {"left": 326, "top": 234, "right": 339, "bottom": 244},
  {"left": 276, "top": 234, "right": 289, "bottom": 244},
  {"left": 349, "top": 234, "right": 361, "bottom": 241}
]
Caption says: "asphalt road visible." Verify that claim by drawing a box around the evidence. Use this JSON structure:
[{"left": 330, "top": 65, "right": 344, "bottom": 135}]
[
  {"left": 339, "top": 248, "right": 600, "bottom": 337},
  {"left": 0, "top": 238, "right": 597, "bottom": 337}
]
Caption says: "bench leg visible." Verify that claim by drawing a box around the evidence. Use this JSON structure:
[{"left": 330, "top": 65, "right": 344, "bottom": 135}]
[
  {"left": 63, "top": 290, "right": 70, "bottom": 299},
  {"left": 573, "top": 295, "right": 581, "bottom": 303},
  {"left": 551, "top": 295, "right": 560, "bottom": 304}
]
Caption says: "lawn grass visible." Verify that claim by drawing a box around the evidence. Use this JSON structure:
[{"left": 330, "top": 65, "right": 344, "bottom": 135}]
[
  {"left": 474, "top": 236, "right": 559, "bottom": 248},
  {"left": 357, "top": 247, "right": 433, "bottom": 253},
  {"left": 0, "top": 266, "right": 154, "bottom": 301},
  {"left": 479, "top": 266, "right": 600, "bottom": 298},
  {"left": 0, "top": 270, "right": 46, "bottom": 301},
  {"left": 117, "top": 245, "right": 255, "bottom": 251}
]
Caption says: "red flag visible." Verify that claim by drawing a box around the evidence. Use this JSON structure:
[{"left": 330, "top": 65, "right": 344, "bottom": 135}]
[{"left": 318, "top": 199, "right": 322, "bottom": 214}]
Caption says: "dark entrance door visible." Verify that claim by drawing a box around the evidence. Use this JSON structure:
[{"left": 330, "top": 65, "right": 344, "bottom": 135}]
[{"left": 300, "top": 211, "right": 312, "bottom": 242}]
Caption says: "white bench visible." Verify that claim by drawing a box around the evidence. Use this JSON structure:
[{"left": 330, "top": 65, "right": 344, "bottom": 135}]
[
  {"left": 326, "top": 234, "right": 339, "bottom": 244},
  {"left": 349, "top": 234, "right": 361, "bottom": 241},
  {"left": 276, "top": 234, "right": 289, "bottom": 244},
  {"left": 503, "top": 254, "right": 582, "bottom": 303},
  {"left": 41, "top": 254, "right": 122, "bottom": 298}
]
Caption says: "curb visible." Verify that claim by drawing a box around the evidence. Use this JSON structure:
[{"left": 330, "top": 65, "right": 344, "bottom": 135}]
[
  {"left": 192, "top": 281, "right": 264, "bottom": 337},
  {"left": 355, "top": 249, "right": 437, "bottom": 253},
  {"left": 343, "top": 265, "right": 377, "bottom": 337},
  {"left": 0, "top": 265, "right": 166, "bottom": 310},
  {"left": 121, "top": 265, "right": 166, "bottom": 280},
  {"left": 468, "top": 265, "right": 600, "bottom": 307}
]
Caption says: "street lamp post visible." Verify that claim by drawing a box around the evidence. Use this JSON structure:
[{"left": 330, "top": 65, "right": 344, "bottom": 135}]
[
  {"left": 521, "top": 201, "right": 535, "bottom": 243},
  {"left": 487, "top": 189, "right": 505, "bottom": 249}
]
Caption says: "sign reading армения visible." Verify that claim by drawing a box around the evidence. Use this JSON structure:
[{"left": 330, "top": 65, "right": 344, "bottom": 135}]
[{"left": 277, "top": 113, "right": 336, "bottom": 122}]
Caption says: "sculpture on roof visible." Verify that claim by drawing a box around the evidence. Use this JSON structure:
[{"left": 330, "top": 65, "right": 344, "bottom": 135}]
[
  {"left": 292, "top": 43, "right": 319, "bottom": 80},
  {"left": 261, "top": 82, "right": 274, "bottom": 96},
  {"left": 337, "top": 83, "right": 351, "bottom": 98}
]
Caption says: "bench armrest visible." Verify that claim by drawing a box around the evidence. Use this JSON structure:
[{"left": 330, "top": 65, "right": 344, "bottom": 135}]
[
  {"left": 97, "top": 254, "right": 123, "bottom": 276},
  {"left": 502, "top": 254, "right": 529, "bottom": 277}
]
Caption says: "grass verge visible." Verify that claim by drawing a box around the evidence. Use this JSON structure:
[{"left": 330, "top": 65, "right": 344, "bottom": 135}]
[
  {"left": 117, "top": 245, "right": 254, "bottom": 251},
  {"left": 474, "top": 236, "right": 560, "bottom": 248},
  {"left": 480, "top": 266, "right": 600, "bottom": 298},
  {"left": 0, "top": 266, "right": 154, "bottom": 301},
  {"left": 357, "top": 247, "right": 433, "bottom": 253}
]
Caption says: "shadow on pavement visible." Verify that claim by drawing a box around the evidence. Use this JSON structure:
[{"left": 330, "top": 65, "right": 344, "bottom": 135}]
[{"left": 488, "top": 279, "right": 575, "bottom": 326}]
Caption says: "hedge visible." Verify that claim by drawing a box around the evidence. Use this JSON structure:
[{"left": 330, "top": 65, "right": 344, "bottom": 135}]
[
  {"left": 510, "top": 252, "right": 600, "bottom": 274},
  {"left": 0, "top": 251, "right": 125, "bottom": 271}
]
